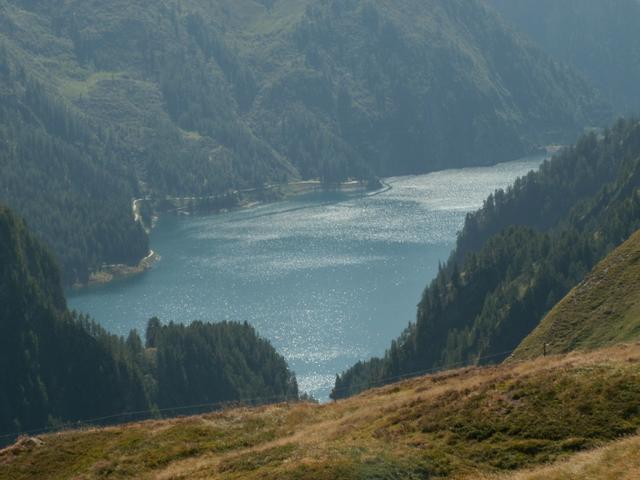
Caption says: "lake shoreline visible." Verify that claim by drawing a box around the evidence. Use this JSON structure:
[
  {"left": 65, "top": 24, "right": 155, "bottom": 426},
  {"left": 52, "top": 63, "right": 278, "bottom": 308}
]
[
  {"left": 75, "top": 180, "right": 381, "bottom": 290},
  {"left": 72, "top": 250, "right": 160, "bottom": 290},
  {"left": 75, "top": 148, "right": 555, "bottom": 290}
]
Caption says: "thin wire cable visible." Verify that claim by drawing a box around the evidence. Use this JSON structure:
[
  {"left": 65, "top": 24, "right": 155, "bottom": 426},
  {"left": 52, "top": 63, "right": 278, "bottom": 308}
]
[
  {"left": 330, "top": 348, "right": 515, "bottom": 397},
  {"left": 0, "top": 392, "right": 296, "bottom": 441},
  {"left": 0, "top": 348, "right": 516, "bottom": 442}
]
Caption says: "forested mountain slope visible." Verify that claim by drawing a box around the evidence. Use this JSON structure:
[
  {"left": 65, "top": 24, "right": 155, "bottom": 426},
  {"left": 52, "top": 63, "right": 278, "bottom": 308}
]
[
  {"left": 512, "top": 228, "right": 640, "bottom": 360},
  {"left": 487, "top": 0, "right": 640, "bottom": 114},
  {"left": 333, "top": 119, "right": 640, "bottom": 399},
  {"left": 1, "top": 0, "right": 606, "bottom": 179},
  {"left": 0, "top": 205, "right": 297, "bottom": 441},
  {"left": 242, "top": 0, "right": 606, "bottom": 175},
  {"left": 4, "top": 343, "right": 640, "bottom": 479},
  {"left": 0, "top": 46, "right": 149, "bottom": 284},
  {"left": 0, "top": 0, "right": 608, "bottom": 282},
  {"left": 0, "top": 204, "right": 147, "bottom": 435}
]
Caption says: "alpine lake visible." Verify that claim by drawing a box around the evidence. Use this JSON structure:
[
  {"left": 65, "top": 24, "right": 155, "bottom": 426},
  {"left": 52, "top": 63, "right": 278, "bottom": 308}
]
[{"left": 69, "top": 155, "right": 545, "bottom": 400}]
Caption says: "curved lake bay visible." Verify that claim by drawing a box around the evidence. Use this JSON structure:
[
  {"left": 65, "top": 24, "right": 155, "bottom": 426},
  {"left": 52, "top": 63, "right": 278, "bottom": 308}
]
[{"left": 69, "top": 156, "right": 544, "bottom": 400}]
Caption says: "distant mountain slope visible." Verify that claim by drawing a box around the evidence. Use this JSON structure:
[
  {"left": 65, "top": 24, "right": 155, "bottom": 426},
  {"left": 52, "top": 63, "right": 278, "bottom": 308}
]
[
  {"left": 333, "top": 119, "right": 640, "bottom": 399},
  {"left": 3, "top": 343, "right": 640, "bottom": 479},
  {"left": 0, "top": 0, "right": 610, "bottom": 281},
  {"left": 245, "top": 0, "right": 608, "bottom": 176},
  {"left": 512, "top": 229, "right": 640, "bottom": 360},
  {"left": 487, "top": 0, "right": 640, "bottom": 114},
  {"left": 0, "top": 0, "right": 607, "bottom": 181}
]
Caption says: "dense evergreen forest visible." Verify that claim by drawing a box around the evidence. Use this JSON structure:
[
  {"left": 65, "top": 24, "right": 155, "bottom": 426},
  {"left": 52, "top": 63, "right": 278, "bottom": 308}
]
[
  {"left": 0, "top": 0, "right": 611, "bottom": 282},
  {"left": 144, "top": 318, "right": 298, "bottom": 409},
  {"left": 488, "top": 0, "right": 640, "bottom": 114},
  {"left": 0, "top": 205, "right": 297, "bottom": 441},
  {"left": 0, "top": 46, "right": 149, "bottom": 285},
  {"left": 332, "top": 119, "right": 640, "bottom": 399}
]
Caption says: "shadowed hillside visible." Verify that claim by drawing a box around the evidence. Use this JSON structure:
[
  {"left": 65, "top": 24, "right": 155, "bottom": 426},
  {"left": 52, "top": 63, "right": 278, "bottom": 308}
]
[{"left": 0, "top": 204, "right": 297, "bottom": 443}]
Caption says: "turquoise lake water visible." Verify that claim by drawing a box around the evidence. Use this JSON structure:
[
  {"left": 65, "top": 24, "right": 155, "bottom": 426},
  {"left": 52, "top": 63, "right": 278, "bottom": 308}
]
[{"left": 69, "top": 155, "right": 545, "bottom": 400}]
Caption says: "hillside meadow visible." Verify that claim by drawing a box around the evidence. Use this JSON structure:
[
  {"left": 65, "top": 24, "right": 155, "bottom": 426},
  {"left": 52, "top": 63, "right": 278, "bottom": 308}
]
[{"left": 3, "top": 342, "right": 640, "bottom": 479}]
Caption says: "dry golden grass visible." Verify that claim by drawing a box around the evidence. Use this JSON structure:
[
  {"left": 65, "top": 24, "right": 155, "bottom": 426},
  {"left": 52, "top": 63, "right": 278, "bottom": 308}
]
[
  {"left": 3, "top": 342, "right": 640, "bottom": 479},
  {"left": 471, "top": 434, "right": 640, "bottom": 480}
]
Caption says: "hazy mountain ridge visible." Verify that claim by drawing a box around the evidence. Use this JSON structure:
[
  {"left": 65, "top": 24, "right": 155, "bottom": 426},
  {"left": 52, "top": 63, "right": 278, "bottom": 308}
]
[
  {"left": 2, "top": 0, "right": 607, "bottom": 180},
  {"left": 487, "top": 0, "right": 640, "bottom": 114},
  {"left": 238, "top": 0, "right": 608, "bottom": 175}
]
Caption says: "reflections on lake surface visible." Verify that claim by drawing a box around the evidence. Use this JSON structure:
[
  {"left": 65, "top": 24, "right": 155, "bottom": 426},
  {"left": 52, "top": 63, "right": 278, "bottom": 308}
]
[{"left": 69, "top": 156, "right": 545, "bottom": 400}]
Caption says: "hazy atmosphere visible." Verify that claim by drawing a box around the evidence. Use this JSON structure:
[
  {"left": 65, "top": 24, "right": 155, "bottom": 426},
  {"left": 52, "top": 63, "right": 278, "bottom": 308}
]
[{"left": 1, "top": 1, "right": 640, "bottom": 478}]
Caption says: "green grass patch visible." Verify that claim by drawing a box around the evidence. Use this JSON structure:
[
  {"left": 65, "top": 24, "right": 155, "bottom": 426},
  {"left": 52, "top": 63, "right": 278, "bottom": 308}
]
[
  {"left": 59, "top": 71, "right": 125, "bottom": 99},
  {"left": 514, "top": 229, "right": 640, "bottom": 360}
]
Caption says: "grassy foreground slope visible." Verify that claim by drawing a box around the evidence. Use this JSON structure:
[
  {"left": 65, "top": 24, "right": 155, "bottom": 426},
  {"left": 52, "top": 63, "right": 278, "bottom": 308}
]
[
  {"left": 3, "top": 342, "right": 640, "bottom": 479},
  {"left": 476, "top": 434, "right": 640, "bottom": 480},
  {"left": 513, "top": 229, "right": 640, "bottom": 360}
]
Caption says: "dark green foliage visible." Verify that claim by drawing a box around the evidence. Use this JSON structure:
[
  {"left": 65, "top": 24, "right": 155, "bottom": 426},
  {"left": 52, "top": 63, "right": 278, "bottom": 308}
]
[
  {"left": 0, "top": 0, "right": 610, "bottom": 282},
  {"left": 453, "top": 130, "right": 627, "bottom": 262},
  {"left": 0, "top": 45, "right": 149, "bottom": 285},
  {"left": 333, "top": 119, "right": 640, "bottom": 399},
  {"left": 488, "top": 0, "right": 640, "bottom": 114},
  {"left": 151, "top": 320, "right": 298, "bottom": 409},
  {"left": 0, "top": 205, "right": 148, "bottom": 434},
  {"left": 0, "top": 207, "right": 298, "bottom": 439},
  {"left": 277, "top": 0, "right": 606, "bottom": 175}
]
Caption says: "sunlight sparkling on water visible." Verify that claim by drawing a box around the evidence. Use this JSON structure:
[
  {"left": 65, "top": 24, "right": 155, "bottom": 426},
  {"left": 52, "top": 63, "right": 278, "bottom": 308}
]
[{"left": 68, "top": 156, "right": 545, "bottom": 400}]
